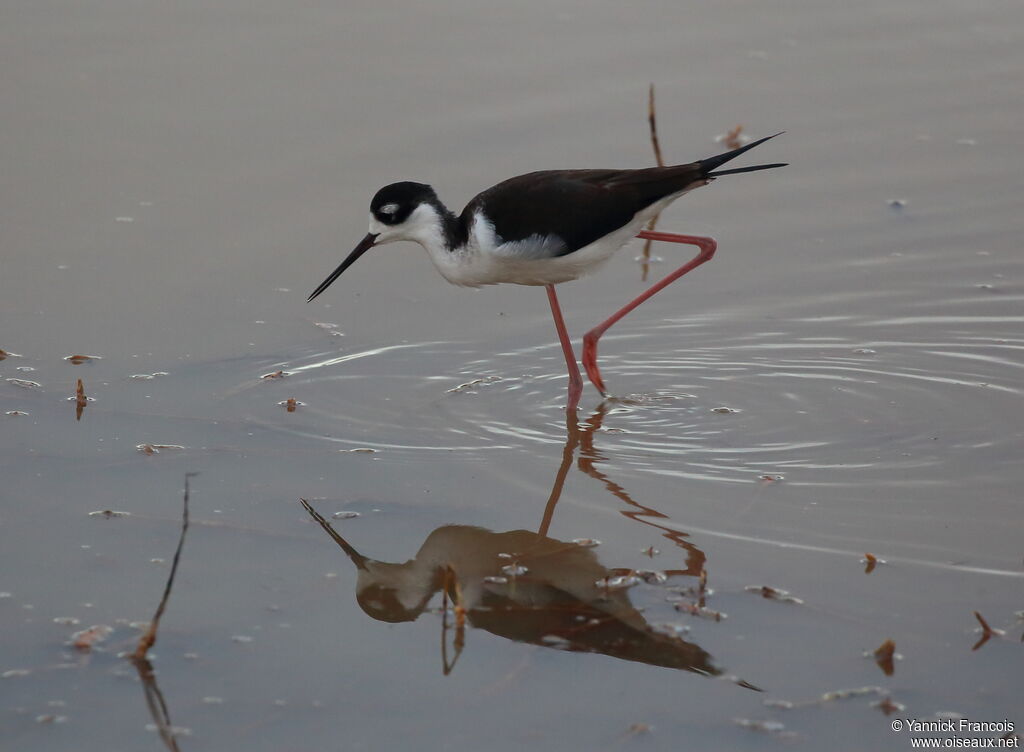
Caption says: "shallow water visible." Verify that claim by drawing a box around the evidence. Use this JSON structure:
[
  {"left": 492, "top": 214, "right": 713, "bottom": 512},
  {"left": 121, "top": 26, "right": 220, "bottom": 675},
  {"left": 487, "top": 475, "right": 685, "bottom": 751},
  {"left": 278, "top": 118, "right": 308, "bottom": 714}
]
[{"left": 2, "top": 1, "right": 1022, "bottom": 750}]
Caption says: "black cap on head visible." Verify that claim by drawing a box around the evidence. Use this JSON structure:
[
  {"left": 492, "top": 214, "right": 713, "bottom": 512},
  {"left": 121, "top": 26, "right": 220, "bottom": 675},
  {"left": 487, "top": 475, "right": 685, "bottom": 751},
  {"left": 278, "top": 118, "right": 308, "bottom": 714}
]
[{"left": 370, "top": 181, "right": 436, "bottom": 225}]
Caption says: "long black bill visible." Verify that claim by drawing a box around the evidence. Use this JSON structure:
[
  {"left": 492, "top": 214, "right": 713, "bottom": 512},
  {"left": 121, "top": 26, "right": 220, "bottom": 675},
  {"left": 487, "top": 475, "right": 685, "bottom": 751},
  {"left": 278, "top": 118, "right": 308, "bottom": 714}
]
[{"left": 306, "top": 232, "right": 378, "bottom": 303}]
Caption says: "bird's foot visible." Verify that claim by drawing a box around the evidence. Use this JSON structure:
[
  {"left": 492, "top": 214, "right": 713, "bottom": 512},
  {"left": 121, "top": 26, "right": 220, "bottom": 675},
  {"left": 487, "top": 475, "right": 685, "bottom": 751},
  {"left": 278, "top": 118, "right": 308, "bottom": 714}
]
[{"left": 581, "top": 330, "right": 608, "bottom": 397}]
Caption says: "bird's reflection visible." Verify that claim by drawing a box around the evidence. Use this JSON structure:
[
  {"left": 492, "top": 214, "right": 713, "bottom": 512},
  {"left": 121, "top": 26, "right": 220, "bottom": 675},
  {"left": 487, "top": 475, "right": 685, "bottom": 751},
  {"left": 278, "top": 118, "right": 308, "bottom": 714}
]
[{"left": 302, "top": 405, "right": 756, "bottom": 689}]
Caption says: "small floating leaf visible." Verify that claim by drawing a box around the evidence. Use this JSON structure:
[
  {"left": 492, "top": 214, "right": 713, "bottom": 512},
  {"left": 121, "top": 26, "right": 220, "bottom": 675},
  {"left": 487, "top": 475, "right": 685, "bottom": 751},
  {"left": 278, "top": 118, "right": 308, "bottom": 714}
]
[
  {"left": 873, "top": 639, "right": 896, "bottom": 676},
  {"left": 65, "top": 354, "right": 102, "bottom": 364}
]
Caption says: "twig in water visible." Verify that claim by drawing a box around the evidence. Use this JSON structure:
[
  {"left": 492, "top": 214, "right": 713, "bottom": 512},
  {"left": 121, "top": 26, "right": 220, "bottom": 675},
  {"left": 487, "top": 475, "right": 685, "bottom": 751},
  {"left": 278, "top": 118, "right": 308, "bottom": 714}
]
[
  {"left": 971, "top": 610, "right": 1000, "bottom": 651},
  {"left": 75, "top": 379, "right": 87, "bottom": 421},
  {"left": 133, "top": 473, "right": 196, "bottom": 661}
]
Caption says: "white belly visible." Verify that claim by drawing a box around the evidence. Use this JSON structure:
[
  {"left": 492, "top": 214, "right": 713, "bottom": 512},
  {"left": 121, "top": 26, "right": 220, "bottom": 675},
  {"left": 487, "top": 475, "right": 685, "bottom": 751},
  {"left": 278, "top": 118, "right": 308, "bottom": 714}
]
[{"left": 424, "top": 191, "right": 692, "bottom": 288}]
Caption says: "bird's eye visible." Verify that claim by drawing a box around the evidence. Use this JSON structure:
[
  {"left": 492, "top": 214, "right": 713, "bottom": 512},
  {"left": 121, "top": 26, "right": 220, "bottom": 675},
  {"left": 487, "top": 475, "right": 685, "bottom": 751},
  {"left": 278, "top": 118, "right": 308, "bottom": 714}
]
[{"left": 379, "top": 203, "right": 399, "bottom": 216}]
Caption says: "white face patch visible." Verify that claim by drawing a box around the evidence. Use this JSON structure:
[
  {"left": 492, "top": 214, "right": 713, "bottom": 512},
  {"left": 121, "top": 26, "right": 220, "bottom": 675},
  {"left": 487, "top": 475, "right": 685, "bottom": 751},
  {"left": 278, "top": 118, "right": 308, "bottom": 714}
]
[{"left": 368, "top": 202, "right": 445, "bottom": 247}]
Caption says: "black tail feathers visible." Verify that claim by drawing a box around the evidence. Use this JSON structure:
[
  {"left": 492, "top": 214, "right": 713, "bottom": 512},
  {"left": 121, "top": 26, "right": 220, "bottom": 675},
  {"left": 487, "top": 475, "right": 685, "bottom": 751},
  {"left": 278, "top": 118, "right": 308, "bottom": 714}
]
[{"left": 700, "top": 132, "right": 786, "bottom": 178}]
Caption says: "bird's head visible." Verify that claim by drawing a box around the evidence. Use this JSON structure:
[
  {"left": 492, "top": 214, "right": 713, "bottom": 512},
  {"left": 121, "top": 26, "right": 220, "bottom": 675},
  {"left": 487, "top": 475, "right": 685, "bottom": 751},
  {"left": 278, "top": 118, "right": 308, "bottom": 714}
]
[{"left": 307, "top": 181, "right": 442, "bottom": 302}]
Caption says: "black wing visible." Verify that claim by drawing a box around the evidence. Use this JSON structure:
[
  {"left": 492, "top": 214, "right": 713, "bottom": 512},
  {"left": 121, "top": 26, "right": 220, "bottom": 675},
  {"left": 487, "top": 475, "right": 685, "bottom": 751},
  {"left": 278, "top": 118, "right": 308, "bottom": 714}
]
[
  {"left": 463, "top": 133, "right": 785, "bottom": 257},
  {"left": 464, "top": 165, "right": 706, "bottom": 256}
]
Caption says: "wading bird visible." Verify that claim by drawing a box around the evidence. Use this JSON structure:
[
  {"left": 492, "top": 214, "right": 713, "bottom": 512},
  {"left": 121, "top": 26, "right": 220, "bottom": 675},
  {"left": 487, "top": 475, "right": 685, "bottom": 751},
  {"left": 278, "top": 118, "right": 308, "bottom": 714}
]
[{"left": 308, "top": 134, "right": 785, "bottom": 410}]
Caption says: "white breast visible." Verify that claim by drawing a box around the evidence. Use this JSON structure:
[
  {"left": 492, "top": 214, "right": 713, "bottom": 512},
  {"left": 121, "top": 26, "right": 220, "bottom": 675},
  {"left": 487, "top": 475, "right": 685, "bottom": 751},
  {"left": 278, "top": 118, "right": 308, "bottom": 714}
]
[{"left": 419, "top": 187, "right": 697, "bottom": 288}]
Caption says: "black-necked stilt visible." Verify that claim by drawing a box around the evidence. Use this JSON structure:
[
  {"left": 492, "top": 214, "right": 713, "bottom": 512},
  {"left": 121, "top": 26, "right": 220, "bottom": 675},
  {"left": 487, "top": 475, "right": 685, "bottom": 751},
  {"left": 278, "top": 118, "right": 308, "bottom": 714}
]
[{"left": 308, "top": 133, "right": 786, "bottom": 409}]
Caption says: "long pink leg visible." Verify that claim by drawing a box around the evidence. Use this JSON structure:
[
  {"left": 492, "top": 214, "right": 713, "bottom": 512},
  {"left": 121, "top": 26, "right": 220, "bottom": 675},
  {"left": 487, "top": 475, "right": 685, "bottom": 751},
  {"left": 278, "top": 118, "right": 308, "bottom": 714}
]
[
  {"left": 581, "top": 231, "right": 717, "bottom": 396},
  {"left": 546, "top": 283, "right": 583, "bottom": 411}
]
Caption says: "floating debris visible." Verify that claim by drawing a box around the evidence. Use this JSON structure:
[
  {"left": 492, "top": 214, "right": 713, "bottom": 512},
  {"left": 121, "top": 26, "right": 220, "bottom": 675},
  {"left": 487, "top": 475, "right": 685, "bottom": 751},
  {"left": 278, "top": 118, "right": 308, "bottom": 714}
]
[
  {"left": 652, "top": 622, "right": 690, "bottom": 637},
  {"left": 571, "top": 538, "right": 601, "bottom": 548},
  {"left": 821, "top": 686, "right": 887, "bottom": 702},
  {"left": 88, "top": 509, "right": 130, "bottom": 519},
  {"left": 343, "top": 447, "right": 378, "bottom": 454},
  {"left": 71, "top": 624, "right": 113, "bottom": 651},
  {"left": 734, "top": 718, "right": 786, "bottom": 733},
  {"left": 637, "top": 570, "right": 668, "bottom": 585},
  {"left": 482, "top": 575, "right": 508, "bottom": 585},
  {"left": 136, "top": 443, "right": 186, "bottom": 455},
  {"left": 873, "top": 639, "right": 897, "bottom": 676},
  {"left": 674, "top": 602, "right": 725, "bottom": 621},
  {"left": 715, "top": 125, "right": 750, "bottom": 149},
  {"left": 597, "top": 574, "right": 641, "bottom": 590},
  {"left": 5, "top": 410, "right": 29, "bottom": 416},
  {"left": 887, "top": 199, "right": 907, "bottom": 211},
  {"left": 873, "top": 696, "right": 906, "bottom": 715},
  {"left": 862, "top": 552, "right": 887, "bottom": 574},
  {"left": 733, "top": 718, "right": 799, "bottom": 740},
  {"left": 52, "top": 617, "right": 80, "bottom": 626},
  {"left": 745, "top": 585, "right": 804, "bottom": 604},
  {"left": 73, "top": 378, "right": 89, "bottom": 420},
  {"left": 331, "top": 511, "right": 360, "bottom": 520},
  {"left": 972, "top": 611, "right": 1002, "bottom": 650},
  {"left": 35, "top": 715, "right": 69, "bottom": 725},
  {"left": 279, "top": 398, "right": 302, "bottom": 412},
  {"left": 501, "top": 563, "right": 528, "bottom": 577},
  {"left": 260, "top": 370, "right": 289, "bottom": 380},
  {"left": 2, "top": 669, "right": 31, "bottom": 679},
  {"left": 447, "top": 375, "right": 502, "bottom": 394},
  {"left": 642, "top": 546, "right": 660, "bottom": 558},
  {"left": 758, "top": 474, "right": 784, "bottom": 483},
  {"left": 6, "top": 378, "right": 41, "bottom": 389},
  {"left": 144, "top": 724, "right": 192, "bottom": 737},
  {"left": 65, "top": 354, "right": 101, "bottom": 364},
  {"left": 711, "top": 406, "right": 740, "bottom": 414},
  {"left": 130, "top": 372, "right": 168, "bottom": 380}
]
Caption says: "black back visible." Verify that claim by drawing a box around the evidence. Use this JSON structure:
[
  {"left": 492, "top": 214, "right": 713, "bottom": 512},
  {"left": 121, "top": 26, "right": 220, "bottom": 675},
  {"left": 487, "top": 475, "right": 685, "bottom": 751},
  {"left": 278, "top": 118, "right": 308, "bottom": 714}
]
[
  {"left": 463, "top": 165, "right": 706, "bottom": 256},
  {"left": 462, "top": 133, "right": 784, "bottom": 256}
]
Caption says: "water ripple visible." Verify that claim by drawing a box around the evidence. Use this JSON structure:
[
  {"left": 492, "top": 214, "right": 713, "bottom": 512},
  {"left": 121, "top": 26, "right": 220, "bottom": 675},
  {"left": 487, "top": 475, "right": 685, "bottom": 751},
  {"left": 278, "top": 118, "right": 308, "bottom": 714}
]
[{"left": 223, "top": 283, "right": 1023, "bottom": 490}]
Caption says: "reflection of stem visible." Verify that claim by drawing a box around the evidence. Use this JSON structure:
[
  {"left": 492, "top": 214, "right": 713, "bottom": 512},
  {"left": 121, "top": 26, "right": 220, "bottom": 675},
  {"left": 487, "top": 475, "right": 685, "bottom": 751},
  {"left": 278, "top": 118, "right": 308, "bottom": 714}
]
[
  {"left": 640, "top": 84, "right": 667, "bottom": 283},
  {"left": 133, "top": 657, "right": 182, "bottom": 752}
]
